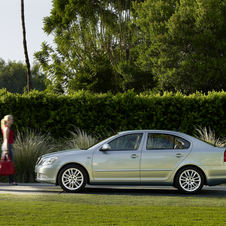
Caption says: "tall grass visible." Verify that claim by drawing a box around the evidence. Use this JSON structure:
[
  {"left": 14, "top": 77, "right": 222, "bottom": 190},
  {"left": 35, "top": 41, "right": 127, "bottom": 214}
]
[
  {"left": 0, "top": 128, "right": 100, "bottom": 183},
  {"left": 63, "top": 127, "right": 99, "bottom": 150},
  {"left": 13, "top": 129, "right": 56, "bottom": 183},
  {"left": 194, "top": 125, "right": 226, "bottom": 147}
]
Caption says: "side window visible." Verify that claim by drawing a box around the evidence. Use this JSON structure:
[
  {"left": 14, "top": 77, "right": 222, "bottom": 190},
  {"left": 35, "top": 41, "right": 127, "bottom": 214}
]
[
  {"left": 147, "top": 134, "right": 190, "bottom": 149},
  {"left": 174, "top": 137, "right": 190, "bottom": 149},
  {"left": 108, "top": 134, "right": 143, "bottom": 150},
  {"left": 147, "top": 134, "right": 174, "bottom": 149}
]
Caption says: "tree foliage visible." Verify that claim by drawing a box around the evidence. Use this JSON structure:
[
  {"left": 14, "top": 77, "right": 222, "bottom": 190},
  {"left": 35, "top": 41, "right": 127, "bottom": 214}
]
[
  {"left": 133, "top": 0, "right": 226, "bottom": 94},
  {"left": 0, "top": 59, "right": 46, "bottom": 94},
  {"left": 34, "top": 0, "right": 226, "bottom": 94},
  {"left": 35, "top": 0, "right": 155, "bottom": 94}
]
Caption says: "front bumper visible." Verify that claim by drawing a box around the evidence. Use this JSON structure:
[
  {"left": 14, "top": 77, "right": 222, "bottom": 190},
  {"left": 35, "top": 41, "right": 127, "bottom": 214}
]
[{"left": 35, "top": 164, "right": 61, "bottom": 184}]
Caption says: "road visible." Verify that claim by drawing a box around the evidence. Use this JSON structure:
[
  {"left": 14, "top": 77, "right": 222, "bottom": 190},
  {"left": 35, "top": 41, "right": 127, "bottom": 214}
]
[{"left": 0, "top": 183, "right": 226, "bottom": 197}]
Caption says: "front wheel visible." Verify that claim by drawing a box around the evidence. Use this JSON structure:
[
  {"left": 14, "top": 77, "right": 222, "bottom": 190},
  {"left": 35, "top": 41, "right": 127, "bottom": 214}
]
[
  {"left": 175, "top": 167, "right": 204, "bottom": 194},
  {"left": 58, "top": 164, "right": 87, "bottom": 193}
]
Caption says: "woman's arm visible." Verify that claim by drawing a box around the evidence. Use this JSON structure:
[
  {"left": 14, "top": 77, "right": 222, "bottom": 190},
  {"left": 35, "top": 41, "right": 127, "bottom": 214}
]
[{"left": 2, "top": 127, "right": 10, "bottom": 152}]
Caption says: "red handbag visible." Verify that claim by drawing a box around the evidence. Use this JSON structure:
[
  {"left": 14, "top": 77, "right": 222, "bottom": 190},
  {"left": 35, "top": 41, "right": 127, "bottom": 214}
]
[{"left": 0, "top": 154, "right": 15, "bottom": 175}]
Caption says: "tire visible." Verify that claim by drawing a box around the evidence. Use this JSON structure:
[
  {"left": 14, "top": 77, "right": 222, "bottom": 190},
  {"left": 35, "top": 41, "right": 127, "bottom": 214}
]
[
  {"left": 175, "top": 166, "right": 204, "bottom": 194},
  {"left": 58, "top": 164, "right": 87, "bottom": 193}
]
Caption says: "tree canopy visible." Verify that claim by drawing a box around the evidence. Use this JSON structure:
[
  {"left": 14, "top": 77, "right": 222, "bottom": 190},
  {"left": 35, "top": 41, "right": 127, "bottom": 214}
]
[
  {"left": 35, "top": 0, "right": 226, "bottom": 94},
  {"left": 0, "top": 59, "right": 46, "bottom": 94},
  {"left": 133, "top": 0, "right": 226, "bottom": 94},
  {"left": 34, "top": 0, "right": 155, "bottom": 94}
]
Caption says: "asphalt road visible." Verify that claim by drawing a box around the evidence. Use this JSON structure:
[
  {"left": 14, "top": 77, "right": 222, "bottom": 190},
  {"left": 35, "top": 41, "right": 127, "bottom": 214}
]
[{"left": 0, "top": 183, "right": 226, "bottom": 197}]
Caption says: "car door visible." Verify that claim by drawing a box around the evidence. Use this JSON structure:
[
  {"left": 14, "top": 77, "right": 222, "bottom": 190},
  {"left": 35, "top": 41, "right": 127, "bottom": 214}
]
[
  {"left": 92, "top": 133, "right": 143, "bottom": 182},
  {"left": 141, "top": 133, "right": 192, "bottom": 181}
]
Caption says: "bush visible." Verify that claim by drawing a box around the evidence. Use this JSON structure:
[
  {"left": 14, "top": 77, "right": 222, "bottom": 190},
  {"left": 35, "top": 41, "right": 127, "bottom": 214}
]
[{"left": 1, "top": 89, "right": 226, "bottom": 139}]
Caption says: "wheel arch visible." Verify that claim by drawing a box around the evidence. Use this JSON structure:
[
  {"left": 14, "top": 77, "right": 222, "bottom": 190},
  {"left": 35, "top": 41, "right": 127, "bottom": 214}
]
[
  {"left": 55, "top": 162, "right": 90, "bottom": 186},
  {"left": 173, "top": 164, "right": 207, "bottom": 187}
]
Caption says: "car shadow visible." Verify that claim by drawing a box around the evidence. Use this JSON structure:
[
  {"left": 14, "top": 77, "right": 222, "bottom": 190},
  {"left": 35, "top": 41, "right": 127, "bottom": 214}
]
[
  {"left": 0, "top": 183, "right": 225, "bottom": 197},
  {"left": 79, "top": 186, "right": 226, "bottom": 198}
]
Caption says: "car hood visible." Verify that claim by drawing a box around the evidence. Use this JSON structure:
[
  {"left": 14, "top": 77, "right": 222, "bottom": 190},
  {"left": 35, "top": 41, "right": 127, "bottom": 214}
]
[{"left": 41, "top": 149, "right": 86, "bottom": 158}]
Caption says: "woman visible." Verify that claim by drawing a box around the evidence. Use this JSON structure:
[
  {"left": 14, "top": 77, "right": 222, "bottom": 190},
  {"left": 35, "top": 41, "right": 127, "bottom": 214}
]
[{"left": 1, "top": 115, "right": 17, "bottom": 185}]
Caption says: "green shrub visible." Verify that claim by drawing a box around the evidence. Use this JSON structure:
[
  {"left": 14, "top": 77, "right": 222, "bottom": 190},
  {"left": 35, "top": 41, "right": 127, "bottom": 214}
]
[{"left": 1, "top": 89, "right": 226, "bottom": 139}]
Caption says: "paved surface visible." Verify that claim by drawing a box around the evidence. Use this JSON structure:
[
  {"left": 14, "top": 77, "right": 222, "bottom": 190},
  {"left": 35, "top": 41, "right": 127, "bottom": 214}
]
[{"left": 0, "top": 183, "right": 226, "bottom": 197}]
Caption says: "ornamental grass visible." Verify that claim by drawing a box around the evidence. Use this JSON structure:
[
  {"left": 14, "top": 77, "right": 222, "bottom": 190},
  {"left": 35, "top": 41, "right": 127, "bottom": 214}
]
[
  {"left": 194, "top": 125, "right": 226, "bottom": 147},
  {"left": 0, "top": 128, "right": 99, "bottom": 183}
]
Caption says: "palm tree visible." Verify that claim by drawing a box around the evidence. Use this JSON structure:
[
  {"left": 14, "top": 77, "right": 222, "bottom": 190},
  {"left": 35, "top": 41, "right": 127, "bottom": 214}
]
[{"left": 21, "top": 0, "right": 31, "bottom": 93}]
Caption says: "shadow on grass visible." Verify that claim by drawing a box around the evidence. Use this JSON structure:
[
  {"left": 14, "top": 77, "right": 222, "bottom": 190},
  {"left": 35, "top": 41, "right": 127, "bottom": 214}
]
[
  {"left": 80, "top": 185, "right": 226, "bottom": 198},
  {"left": 0, "top": 183, "right": 226, "bottom": 198}
]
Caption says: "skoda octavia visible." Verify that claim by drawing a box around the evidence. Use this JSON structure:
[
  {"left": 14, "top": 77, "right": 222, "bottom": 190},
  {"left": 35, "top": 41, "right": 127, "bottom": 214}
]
[{"left": 35, "top": 130, "right": 226, "bottom": 194}]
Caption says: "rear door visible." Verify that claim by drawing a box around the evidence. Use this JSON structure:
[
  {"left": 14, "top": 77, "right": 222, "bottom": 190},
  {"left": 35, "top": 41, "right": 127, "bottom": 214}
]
[{"left": 141, "top": 133, "right": 192, "bottom": 181}]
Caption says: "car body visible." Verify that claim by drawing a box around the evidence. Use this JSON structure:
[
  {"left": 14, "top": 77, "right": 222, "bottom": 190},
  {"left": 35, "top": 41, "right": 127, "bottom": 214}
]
[{"left": 35, "top": 130, "right": 226, "bottom": 194}]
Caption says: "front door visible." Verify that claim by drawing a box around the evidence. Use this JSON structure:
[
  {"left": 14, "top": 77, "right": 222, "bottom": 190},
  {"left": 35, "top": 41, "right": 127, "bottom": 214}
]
[{"left": 92, "top": 133, "right": 143, "bottom": 182}]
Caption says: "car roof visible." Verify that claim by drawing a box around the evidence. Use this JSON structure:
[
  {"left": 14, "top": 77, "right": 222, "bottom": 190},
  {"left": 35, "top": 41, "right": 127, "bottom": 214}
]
[
  {"left": 118, "top": 130, "right": 196, "bottom": 141},
  {"left": 118, "top": 130, "right": 187, "bottom": 135}
]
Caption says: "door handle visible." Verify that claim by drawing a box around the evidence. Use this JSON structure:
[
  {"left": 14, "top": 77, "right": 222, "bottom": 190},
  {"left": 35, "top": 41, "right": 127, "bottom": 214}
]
[
  {"left": 130, "top": 154, "right": 139, "bottom": 159},
  {"left": 175, "top": 153, "right": 183, "bottom": 158}
]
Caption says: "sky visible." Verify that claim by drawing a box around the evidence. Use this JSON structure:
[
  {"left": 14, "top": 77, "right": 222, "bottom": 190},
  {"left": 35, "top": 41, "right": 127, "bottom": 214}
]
[{"left": 0, "top": 0, "right": 55, "bottom": 65}]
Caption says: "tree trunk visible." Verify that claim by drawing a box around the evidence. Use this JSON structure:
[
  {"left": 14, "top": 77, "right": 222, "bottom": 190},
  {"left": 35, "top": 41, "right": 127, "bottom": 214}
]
[{"left": 21, "top": 0, "right": 31, "bottom": 93}]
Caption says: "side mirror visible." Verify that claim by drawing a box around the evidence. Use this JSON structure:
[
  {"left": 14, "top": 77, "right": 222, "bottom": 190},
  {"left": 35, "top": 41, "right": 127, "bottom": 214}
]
[{"left": 100, "top": 144, "right": 111, "bottom": 151}]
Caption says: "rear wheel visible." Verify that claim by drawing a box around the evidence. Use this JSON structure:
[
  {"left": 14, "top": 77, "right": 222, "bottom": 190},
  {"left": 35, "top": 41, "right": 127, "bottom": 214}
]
[
  {"left": 175, "top": 166, "right": 204, "bottom": 194},
  {"left": 58, "top": 164, "right": 87, "bottom": 193}
]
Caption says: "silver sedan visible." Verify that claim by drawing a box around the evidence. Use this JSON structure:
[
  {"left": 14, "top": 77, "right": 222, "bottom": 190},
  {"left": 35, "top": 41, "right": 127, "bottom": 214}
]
[{"left": 35, "top": 130, "right": 226, "bottom": 194}]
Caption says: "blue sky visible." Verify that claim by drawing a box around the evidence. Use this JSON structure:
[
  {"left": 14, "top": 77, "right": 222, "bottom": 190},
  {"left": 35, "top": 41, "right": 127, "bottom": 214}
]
[{"left": 0, "top": 0, "right": 55, "bottom": 64}]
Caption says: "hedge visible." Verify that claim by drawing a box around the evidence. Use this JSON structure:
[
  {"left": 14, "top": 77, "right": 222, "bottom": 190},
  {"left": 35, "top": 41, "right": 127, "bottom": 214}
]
[{"left": 0, "top": 89, "right": 226, "bottom": 139}]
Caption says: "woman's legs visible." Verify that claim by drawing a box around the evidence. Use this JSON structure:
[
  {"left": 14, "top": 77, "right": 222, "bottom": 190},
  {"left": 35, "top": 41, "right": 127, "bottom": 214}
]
[{"left": 8, "top": 144, "right": 15, "bottom": 183}]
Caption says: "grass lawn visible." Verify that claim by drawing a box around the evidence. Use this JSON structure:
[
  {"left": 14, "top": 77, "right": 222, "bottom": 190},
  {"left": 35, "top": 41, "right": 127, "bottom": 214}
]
[{"left": 1, "top": 194, "right": 226, "bottom": 225}]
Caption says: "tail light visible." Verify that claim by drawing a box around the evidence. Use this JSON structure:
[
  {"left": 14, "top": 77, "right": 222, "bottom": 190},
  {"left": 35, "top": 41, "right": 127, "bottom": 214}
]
[{"left": 224, "top": 150, "right": 226, "bottom": 162}]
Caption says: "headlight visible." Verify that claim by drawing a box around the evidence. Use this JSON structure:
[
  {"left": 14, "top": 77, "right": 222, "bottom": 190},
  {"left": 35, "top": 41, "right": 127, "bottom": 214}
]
[{"left": 40, "top": 157, "right": 58, "bottom": 165}]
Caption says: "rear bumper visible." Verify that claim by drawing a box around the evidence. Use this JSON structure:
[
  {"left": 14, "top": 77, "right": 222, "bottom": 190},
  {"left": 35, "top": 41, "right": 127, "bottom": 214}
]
[{"left": 204, "top": 165, "right": 226, "bottom": 186}]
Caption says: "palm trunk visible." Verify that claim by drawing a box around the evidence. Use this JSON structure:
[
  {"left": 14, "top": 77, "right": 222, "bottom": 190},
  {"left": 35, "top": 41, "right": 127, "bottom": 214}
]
[{"left": 21, "top": 0, "right": 31, "bottom": 93}]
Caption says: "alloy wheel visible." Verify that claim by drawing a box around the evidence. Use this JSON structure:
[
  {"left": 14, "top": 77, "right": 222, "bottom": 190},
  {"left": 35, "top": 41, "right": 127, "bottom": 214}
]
[
  {"left": 179, "top": 169, "right": 201, "bottom": 192},
  {"left": 62, "top": 168, "right": 84, "bottom": 191}
]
